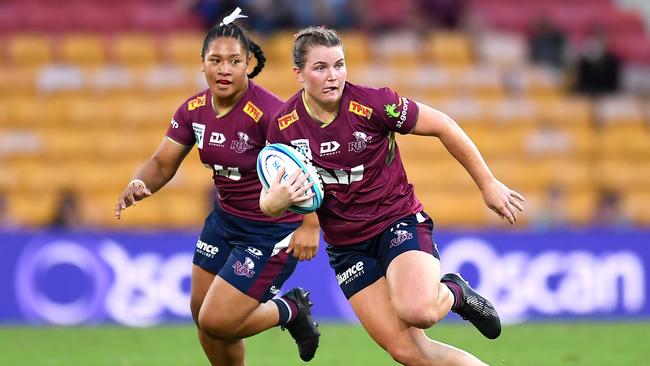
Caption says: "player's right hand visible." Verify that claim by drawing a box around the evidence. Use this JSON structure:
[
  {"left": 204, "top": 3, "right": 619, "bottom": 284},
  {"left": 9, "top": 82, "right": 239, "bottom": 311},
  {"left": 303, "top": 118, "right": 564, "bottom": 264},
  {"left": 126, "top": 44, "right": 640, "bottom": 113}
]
[
  {"left": 261, "top": 167, "right": 314, "bottom": 216},
  {"left": 114, "top": 181, "right": 152, "bottom": 220}
]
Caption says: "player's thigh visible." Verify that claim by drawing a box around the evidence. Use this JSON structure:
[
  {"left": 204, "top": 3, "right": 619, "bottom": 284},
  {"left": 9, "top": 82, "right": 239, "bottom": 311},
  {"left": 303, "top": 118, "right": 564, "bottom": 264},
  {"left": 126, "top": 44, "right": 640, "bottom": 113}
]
[
  {"left": 191, "top": 264, "right": 217, "bottom": 325},
  {"left": 200, "top": 274, "right": 261, "bottom": 326},
  {"left": 348, "top": 277, "right": 427, "bottom": 364},
  {"left": 381, "top": 212, "right": 442, "bottom": 321},
  {"left": 386, "top": 251, "right": 442, "bottom": 319},
  {"left": 201, "top": 244, "right": 297, "bottom": 325}
]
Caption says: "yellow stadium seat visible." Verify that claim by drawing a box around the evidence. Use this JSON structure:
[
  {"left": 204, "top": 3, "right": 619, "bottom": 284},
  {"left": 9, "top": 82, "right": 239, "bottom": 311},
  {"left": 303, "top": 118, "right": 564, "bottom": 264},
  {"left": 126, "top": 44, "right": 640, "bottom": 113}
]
[
  {"left": 0, "top": 66, "right": 38, "bottom": 98},
  {"left": 9, "top": 190, "right": 58, "bottom": 227},
  {"left": 414, "top": 188, "right": 490, "bottom": 227},
  {"left": 485, "top": 97, "right": 538, "bottom": 126},
  {"left": 61, "top": 33, "right": 106, "bottom": 66},
  {"left": 112, "top": 33, "right": 158, "bottom": 66},
  {"left": 597, "top": 125, "right": 650, "bottom": 158},
  {"left": 1, "top": 94, "right": 45, "bottom": 127},
  {"left": 254, "top": 65, "right": 300, "bottom": 100},
  {"left": 164, "top": 32, "right": 205, "bottom": 66},
  {"left": 595, "top": 158, "right": 650, "bottom": 191},
  {"left": 340, "top": 31, "right": 370, "bottom": 65},
  {"left": 425, "top": 31, "right": 473, "bottom": 67},
  {"left": 597, "top": 95, "right": 645, "bottom": 127},
  {"left": 264, "top": 31, "right": 296, "bottom": 67},
  {"left": 158, "top": 187, "right": 212, "bottom": 228},
  {"left": 536, "top": 96, "right": 592, "bottom": 126},
  {"left": 623, "top": 189, "right": 650, "bottom": 225},
  {"left": 7, "top": 33, "right": 52, "bottom": 67}
]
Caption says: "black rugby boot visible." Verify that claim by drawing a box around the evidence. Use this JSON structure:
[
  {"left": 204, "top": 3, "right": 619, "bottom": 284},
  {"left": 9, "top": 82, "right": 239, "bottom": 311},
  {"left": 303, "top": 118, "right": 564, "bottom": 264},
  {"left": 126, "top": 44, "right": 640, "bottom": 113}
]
[
  {"left": 441, "top": 273, "right": 501, "bottom": 339},
  {"left": 281, "top": 288, "right": 320, "bottom": 361}
]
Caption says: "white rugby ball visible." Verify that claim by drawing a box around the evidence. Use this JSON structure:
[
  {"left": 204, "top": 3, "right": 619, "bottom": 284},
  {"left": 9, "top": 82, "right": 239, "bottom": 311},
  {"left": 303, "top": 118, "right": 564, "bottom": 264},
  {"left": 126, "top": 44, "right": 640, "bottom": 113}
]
[{"left": 257, "top": 143, "right": 324, "bottom": 214}]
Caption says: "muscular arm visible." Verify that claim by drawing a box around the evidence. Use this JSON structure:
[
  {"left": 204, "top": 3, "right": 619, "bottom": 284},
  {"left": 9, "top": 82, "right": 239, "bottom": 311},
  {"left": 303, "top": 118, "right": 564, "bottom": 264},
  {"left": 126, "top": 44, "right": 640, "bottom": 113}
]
[
  {"left": 115, "top": 137, "right": 192, "bottom": 219},
  {"left": 134, "top": 137, "right": 193, "bottom": 193},
  {"left": 410, "top": 102, "right": 525, "bottom": 223}
]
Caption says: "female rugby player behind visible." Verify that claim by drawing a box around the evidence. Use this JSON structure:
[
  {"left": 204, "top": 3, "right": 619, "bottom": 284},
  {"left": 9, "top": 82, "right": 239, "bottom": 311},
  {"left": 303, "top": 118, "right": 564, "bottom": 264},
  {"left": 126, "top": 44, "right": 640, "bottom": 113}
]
[
  {"left": 114, "top": 10, "right": 320, "bottom": 365},
  {"left": 260, "top": 27, "right": 525, "bottom": 366}
]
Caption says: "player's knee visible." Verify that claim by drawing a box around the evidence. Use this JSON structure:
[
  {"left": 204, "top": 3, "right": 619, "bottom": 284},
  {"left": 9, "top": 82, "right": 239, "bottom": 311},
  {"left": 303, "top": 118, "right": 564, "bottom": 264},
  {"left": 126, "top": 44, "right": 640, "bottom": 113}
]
[
  {"left": 190, "top": 301, "right": 202, "bottom": 328},
  {"left": 395, "top": 301, "right": 440, "bottom": 329},
  {"left": 198, "top": 310, "right": 239, "bottom": 340}
]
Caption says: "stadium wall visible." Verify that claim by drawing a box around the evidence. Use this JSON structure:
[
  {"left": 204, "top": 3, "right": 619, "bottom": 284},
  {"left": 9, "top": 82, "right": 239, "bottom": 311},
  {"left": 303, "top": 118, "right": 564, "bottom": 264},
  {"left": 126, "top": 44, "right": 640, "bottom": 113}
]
[{"left": 0, "top": 230, "right": 648, "bottom": 326}]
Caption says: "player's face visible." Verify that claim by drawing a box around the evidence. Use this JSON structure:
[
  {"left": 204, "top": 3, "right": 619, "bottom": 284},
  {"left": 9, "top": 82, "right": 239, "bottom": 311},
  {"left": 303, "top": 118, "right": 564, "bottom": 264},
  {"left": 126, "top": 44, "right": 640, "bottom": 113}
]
[
  {"left": 295, "top": 45, "right": 347, "bottom": 105},
  {"left": 201, "top": 37, "right": 250, "bottom": 100}
]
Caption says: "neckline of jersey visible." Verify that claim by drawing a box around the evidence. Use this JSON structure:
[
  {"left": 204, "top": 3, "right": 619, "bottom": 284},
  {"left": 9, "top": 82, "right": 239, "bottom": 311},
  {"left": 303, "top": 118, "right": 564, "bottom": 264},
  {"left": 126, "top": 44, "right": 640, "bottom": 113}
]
[
  {"left": 300, "top": 88, "right": 343, "bottom": 128},
  {"left": 211, "top": 80, "right": 251, "bottom": 119}
]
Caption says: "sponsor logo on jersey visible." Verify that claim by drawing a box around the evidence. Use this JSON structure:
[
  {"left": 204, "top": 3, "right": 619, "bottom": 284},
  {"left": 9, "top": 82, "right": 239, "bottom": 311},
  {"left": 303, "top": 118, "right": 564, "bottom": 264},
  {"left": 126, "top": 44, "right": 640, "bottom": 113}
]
[
  {"left": 192, "top": 123, "right": 206, "bottom": 149},
  {"left": 348, "top": 131, "right": 372, "bottom": 153},
  {"left": 209, "top": 132, "right": 226, "bottom": 146},
  {"left": 231, "top": 132, "right": 253, "bottom": 153},
  {"left": 188, "top": 94, "right": 207, "bottom": 111},
  {"left": 290, "top": 139, "right": 313, "bottom": 160},
  {"left": 320, "top": 140, "right": 340, "bottom": 156},
  {"left": 243, "top": 101, "right": 263, "bottom": 122},
  {"left": 386, "top": 97, "right": 410, "bottom": 129},
  {"left": 196, "top": 239, "right": 219, "bottom": 258},
  {"left": 278, "top": 110, "right": 299, "bottom": 130},
  {"left": 384, "top": 103, "right": 400, "bottom": 118},
  {"left": 349, "top": 101, "right": 373, "bottom": 119},
  {"left": 233, "top": 257, "right": 256, "bottom": 278},
  {"left": 170, "top": 119, "right": 179, "bottom": 129},
  {"left": 336, "top": 261, "right": 365, "bottom": 285}
]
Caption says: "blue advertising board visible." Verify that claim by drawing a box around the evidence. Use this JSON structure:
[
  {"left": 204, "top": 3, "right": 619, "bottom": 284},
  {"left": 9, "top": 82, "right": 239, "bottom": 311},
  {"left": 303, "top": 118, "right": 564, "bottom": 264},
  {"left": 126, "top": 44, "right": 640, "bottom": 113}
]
[{"left": 0, "top": 230, "right": 648, "bottom": 326}]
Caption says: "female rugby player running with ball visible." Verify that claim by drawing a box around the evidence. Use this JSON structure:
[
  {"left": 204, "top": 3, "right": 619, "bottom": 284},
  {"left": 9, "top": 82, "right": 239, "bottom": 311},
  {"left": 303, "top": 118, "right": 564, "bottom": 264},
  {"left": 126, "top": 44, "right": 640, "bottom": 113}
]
[{"left": 261, "top": 27, "right": 525, "bottom": 366}]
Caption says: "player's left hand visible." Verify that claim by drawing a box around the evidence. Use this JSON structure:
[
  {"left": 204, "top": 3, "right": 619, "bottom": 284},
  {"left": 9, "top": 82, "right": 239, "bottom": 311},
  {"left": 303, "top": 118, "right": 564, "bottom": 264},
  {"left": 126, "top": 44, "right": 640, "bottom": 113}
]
[
  {"left": 287, "top": 221, "right": 320, "bottom": 261},
  {"left": 480, "top": 179, "right": 525, "bottom": 224}
]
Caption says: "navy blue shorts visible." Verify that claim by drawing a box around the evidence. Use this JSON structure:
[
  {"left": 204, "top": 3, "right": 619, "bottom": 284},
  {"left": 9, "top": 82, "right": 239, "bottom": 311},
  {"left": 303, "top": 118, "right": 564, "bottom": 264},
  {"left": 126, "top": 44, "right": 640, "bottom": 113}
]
[
  {"left": 326, "top": 211, "right": 439, "bottom": 299},
  {"left": 194, "top": 203, "right": 301, "bottom": 302}
]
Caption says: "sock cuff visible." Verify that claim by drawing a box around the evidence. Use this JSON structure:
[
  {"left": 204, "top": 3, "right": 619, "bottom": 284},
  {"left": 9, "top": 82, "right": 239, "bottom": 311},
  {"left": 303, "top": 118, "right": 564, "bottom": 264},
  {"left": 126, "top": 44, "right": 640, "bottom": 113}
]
[{"left": 443, "top": 280, "right": 463, "bottom": 310}]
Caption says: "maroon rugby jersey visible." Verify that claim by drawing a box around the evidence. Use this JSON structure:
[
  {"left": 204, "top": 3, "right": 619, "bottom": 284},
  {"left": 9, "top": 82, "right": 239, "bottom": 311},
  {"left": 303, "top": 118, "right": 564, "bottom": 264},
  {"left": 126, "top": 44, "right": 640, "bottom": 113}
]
[
  {"left": 267, "top": 81, "right": 423, "bottom": 245},
  {"left": 167, "top": 80, "right": 300, "bottom": 223}
]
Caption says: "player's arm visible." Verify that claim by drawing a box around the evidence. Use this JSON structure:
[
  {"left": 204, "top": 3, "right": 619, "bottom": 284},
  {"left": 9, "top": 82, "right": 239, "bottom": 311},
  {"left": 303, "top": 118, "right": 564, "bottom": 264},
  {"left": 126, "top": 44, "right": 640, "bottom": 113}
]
[
  {"left": 115, "top": 137, "right": 192, "bottom": 219},
  {"left": 410, "top": 102, "right": 525, "bottom": 224},
  {"left": 288, "top": 212, "right": 320, "bottom": 261}
]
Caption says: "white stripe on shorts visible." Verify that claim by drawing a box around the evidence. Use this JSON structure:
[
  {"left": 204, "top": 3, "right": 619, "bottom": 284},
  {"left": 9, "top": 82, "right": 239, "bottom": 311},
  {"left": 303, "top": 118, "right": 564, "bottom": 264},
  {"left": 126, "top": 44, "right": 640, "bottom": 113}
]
[{"left": 271, "top": 231, "right": 293, "bottom": 257}]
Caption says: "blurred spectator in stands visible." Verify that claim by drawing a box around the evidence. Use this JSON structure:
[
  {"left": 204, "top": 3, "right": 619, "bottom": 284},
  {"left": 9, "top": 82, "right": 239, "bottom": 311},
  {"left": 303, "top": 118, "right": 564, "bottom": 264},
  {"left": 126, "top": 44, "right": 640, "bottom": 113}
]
[
  {"left": 525, "top": 119, "right": 572, "bottom": 157},
  {"left": 528, "top": 18, "right": 566, "bottom": 69},
  {"left": 240, "top": 0, "right": 297, "bottom": 32},
  {"left": 49, "top": 189, "right": 82, "bottom": 230},
  {"left": 0, "top": 191, "right": 20, "bottom": 231},
  {"left": 186, "top": 0, "right": 239, "bottom": 30},
  {"left": 419, "top": 0, "right": 469, "bottom": 29},
  {"left": 573, "top": 29, "right": 621, "bottom": 95},
  {"left": 358, "top": 0, "right": 423, "bottom": 33},
  {"left": 591, "top": 188, "right": 631, "bottom": 230},
  {"left": 531, "top": 185, "right": 569, "bottom": 232},
  {"left": 294, "top": 0, "right": 356, "bottom": 30}
]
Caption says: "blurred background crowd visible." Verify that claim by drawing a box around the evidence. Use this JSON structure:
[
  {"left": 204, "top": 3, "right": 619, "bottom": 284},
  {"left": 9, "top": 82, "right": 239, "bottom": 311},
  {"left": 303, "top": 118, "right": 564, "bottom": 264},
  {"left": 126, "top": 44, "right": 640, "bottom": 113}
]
[{"left": 1, "top": 0, "right": 649, "bottom": 232}]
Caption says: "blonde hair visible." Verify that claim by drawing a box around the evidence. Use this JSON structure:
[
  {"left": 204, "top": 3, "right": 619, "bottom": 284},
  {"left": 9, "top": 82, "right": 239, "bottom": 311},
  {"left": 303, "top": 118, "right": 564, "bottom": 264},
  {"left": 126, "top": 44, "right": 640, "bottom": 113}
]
[{"left": 293, "top": 27, "right": 343, "bottom": 69}]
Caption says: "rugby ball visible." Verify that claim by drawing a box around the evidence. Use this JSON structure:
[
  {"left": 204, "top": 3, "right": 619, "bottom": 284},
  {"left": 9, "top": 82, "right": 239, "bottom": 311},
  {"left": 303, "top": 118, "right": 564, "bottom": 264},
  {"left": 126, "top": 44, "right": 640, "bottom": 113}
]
[{"left": 257, "top": 143, "right": 324, "bottom": 214}]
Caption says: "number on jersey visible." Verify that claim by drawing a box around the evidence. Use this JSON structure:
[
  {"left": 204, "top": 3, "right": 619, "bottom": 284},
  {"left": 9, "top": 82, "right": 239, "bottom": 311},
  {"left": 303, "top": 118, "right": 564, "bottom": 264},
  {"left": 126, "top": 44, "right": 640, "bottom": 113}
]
[
  {"left": 210, "top": 164, "right": 241, "bottom": 181},
  {"left": 316, "top": 164, "right": 364, "bottom": 185}
]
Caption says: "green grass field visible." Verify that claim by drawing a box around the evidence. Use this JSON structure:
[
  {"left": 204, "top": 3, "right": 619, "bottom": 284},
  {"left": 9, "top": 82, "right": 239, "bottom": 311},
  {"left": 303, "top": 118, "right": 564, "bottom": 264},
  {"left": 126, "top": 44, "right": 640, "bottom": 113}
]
[{"left": 0, "top": 322, "right": 647, "bottom": 365}]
